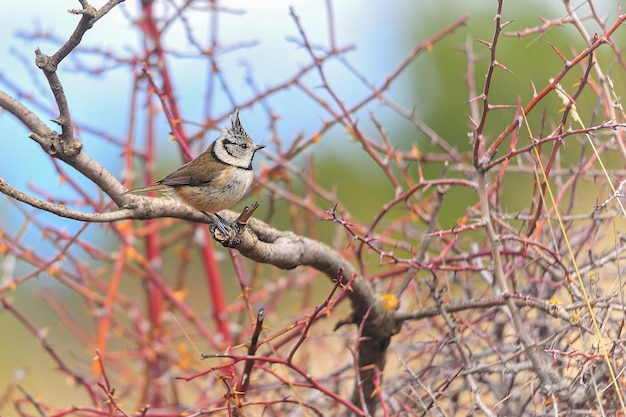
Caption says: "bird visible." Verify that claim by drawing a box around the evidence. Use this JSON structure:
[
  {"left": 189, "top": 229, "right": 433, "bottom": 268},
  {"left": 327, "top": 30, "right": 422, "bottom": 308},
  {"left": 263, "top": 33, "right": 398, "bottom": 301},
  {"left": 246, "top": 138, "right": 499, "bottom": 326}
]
[{"left": 124, "top": 109, "right": 265, "bottom": 234}]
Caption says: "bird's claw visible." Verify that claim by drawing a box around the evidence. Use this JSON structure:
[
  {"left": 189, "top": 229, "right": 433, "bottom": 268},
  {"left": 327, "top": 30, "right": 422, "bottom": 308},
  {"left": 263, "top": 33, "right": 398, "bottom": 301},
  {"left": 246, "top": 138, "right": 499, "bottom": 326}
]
[
  {"left": 203, "top": 211, "right": 236, "bottom": 236},
  {"left": 209, "top": 217, "right": 239, "bottom": 237}
]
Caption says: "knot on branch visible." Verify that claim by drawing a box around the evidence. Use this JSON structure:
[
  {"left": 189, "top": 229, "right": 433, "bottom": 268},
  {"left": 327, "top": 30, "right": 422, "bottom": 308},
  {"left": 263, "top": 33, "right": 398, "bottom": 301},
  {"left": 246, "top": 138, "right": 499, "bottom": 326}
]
[
  {"left": 34, "top": 48, "right": 57, "bottom": 73},
  {"left": 32, "top": 131, "right": 83, "bottom": 158},
  {"left": 213, "top": 224, "right": 249, "bottom": 248}
]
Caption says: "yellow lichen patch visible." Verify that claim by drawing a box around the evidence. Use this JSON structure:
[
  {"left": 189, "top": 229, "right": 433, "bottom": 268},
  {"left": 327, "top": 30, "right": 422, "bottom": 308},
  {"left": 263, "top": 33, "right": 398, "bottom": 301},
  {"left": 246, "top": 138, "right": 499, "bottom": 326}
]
[{"left": 379, "top": 294, "right": 399, "bottom": 313}]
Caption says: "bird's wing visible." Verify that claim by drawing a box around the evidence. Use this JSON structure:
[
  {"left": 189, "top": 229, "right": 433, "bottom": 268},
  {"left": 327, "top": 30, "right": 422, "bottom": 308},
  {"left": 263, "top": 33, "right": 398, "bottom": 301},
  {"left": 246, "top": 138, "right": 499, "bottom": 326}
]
[{"left": 157, "top": 151, "right": 225, "bottom": 187}]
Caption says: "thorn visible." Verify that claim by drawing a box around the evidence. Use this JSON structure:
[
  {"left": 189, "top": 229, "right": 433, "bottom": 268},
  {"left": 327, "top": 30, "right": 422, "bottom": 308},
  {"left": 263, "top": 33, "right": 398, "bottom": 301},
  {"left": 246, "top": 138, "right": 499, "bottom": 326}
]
[
  {"left": 467, "top": 115, "right": 479, "bottom": 129},
  {"left": 494, "top": 60, "right": 512, "bottom": 73},
  {"left": 467, "top": 93, "right": 486, "bottom": 104},
  {"left": 549, "top": 43, "right": 569, "bottom": 64}
]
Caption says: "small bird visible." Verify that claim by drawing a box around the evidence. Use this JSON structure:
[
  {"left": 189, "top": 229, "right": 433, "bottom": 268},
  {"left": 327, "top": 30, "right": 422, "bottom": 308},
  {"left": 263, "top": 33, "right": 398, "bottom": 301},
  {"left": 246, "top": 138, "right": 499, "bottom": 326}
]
[{"left": 125, "top": 109, "right": 265, "bottom": 233}]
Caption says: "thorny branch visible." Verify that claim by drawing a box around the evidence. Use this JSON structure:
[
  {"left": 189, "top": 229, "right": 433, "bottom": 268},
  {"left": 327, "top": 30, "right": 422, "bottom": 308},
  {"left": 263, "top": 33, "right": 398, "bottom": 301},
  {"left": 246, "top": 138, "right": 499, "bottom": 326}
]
[{"left": 2, "top": 1, "right": 626, "bottom": 417}]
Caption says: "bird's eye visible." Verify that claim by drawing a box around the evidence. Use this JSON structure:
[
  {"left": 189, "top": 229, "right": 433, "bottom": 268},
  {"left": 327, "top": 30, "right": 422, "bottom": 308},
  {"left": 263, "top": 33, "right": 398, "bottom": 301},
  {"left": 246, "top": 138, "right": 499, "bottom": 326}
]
[{"left": 241, "top": 143, "right": 249, "bottom": 149}]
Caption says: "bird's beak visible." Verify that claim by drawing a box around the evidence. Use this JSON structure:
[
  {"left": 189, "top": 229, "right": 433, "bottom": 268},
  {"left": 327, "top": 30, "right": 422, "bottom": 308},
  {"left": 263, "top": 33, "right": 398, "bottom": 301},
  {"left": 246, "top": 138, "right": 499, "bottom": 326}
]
[{"left": 255, "top": 144, "right": 266, "bottom": 152}]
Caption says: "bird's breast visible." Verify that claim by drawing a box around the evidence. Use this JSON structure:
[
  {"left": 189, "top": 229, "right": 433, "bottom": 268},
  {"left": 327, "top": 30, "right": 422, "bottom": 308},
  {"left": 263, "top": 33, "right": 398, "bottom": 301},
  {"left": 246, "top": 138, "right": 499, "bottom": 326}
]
[{"left": 172, "top": 167, "right": 254, "bottom": 213}]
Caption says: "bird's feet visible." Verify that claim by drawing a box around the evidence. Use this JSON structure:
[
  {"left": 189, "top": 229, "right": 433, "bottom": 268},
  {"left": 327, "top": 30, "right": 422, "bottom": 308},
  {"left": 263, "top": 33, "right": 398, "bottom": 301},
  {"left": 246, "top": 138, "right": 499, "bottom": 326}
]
[
  {"left": 203, "top": 212, "right": 239, "bottom": 236},
  {"left": 203, "top": 203, "right": 260, "bottom": 246}
]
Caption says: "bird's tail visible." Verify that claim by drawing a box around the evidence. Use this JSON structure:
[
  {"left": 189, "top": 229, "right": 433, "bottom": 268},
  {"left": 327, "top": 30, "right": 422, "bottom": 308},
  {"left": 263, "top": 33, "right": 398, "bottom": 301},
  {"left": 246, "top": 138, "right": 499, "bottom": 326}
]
[{"left": 122, "top": 184, "right": 169, "bottom": 194}]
